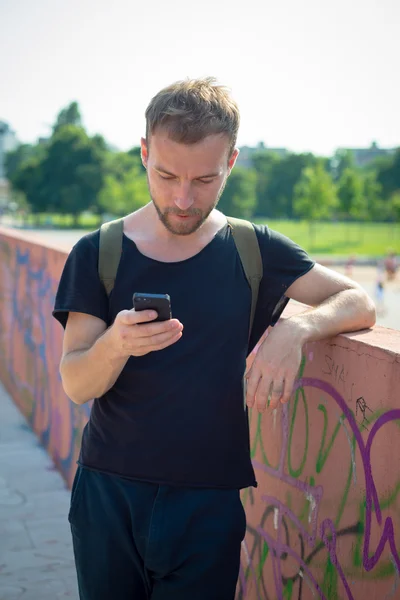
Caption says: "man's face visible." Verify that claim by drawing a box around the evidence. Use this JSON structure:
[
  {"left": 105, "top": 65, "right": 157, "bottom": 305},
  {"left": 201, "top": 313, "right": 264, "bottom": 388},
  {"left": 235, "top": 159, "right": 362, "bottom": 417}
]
[{"left": 141, "top": 130, "right": 238, "bottom": 236}]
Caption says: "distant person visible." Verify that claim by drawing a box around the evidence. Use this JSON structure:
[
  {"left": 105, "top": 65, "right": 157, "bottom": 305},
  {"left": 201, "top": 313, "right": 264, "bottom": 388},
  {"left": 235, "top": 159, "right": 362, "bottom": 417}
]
[
  {"left": 375, "top": 260, "right": 386, "bottom": 315},
  {"left": 345, "top": 254, "right": 356, "bottom": 278},
  {"left": 384, "top": 250, "right": 398, "bottom": 281},
  {"left": 52, "top": 77, "right": 376, "bottom": 600}
]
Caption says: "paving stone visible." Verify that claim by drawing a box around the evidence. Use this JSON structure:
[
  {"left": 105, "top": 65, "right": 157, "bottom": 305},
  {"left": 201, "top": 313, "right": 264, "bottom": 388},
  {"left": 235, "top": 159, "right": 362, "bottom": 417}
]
[{"left": 0, "top": 383, "right": 78, "bottom": 599}]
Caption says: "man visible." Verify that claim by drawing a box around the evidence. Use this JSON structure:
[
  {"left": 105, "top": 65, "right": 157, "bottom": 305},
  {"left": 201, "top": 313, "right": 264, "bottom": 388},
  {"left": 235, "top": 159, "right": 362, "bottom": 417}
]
[{"left": 53, "top": 77, "right": 376, "bottom": 600}]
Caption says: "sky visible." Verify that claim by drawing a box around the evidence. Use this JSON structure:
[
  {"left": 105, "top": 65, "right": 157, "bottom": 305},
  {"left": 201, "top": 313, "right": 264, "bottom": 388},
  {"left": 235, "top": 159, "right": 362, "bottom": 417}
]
[{"left": 1, "top": 0, "right": 399, "bottom": 157}]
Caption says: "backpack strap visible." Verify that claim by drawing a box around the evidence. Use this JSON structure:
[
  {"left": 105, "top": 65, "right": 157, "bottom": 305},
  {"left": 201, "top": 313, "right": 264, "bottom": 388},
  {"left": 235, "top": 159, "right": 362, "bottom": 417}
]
[
  {"left": 226, "top": 216, "right": 263, "bottom": 339},
  {"left": 98, "top": 215, "right": 263, "bottom": 341},
  {"left": 99, "top": 217, "right": 124, "bottom": 297}
]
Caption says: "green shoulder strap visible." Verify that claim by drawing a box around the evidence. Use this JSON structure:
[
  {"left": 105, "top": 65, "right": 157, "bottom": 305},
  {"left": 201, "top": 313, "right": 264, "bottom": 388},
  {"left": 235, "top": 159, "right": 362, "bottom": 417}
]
[
  {"left": 98, "top": 217, "right": 124, "bottom": 297},
  {"left": 98, "top": 216, "right": 263, "bottom": 339},
  {"left": 226, "top": 216, "right": 263, "bottom": 338}
]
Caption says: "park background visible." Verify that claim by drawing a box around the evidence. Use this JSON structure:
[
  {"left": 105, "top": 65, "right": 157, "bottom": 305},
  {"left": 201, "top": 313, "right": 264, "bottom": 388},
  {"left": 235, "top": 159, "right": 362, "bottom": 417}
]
[{"left": 1, "top": 1, "right": 400, "bottom": 600}]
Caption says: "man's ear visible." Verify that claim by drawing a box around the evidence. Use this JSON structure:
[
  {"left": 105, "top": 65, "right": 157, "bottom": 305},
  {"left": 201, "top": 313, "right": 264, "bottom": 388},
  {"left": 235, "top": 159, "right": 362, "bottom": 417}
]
[
  {"left": 141, "top": 137, "right": 148, "bottom": 169},
  {"left": 228, "top": 148, "right": 239, "bottom": 173}
]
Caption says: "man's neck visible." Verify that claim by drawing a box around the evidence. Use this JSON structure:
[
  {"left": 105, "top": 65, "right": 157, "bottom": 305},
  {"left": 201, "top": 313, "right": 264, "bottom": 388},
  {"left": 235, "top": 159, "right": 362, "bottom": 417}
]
[
  {"left": 123, "top": 204, "right": 227, "bottom": 262},
  {"left": 128, "top": 203, "right": 226, "bottom": 245}
]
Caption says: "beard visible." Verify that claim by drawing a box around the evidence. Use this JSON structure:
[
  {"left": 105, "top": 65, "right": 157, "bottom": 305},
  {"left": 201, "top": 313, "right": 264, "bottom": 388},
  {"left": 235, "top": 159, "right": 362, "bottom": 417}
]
[{"left": 149, "top": 180, "right": 227, "bottom": 236}]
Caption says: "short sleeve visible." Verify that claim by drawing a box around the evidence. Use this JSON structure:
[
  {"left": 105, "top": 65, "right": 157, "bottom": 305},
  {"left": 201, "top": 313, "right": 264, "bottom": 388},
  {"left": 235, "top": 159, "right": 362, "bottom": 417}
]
[
  {"left": 52, "top": 230, "right": 109, "bottom": 329},
  {"left": 249, "top": 224, "right": 315, "bottom": 349}
]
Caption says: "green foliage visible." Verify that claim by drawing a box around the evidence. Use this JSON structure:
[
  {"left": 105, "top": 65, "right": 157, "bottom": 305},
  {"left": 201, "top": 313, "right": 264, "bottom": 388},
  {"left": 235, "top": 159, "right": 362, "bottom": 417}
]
[
  {"left": 218, "top": 167, "right": 257, "bottom": 218},
  {"left": 251, "top": 151, "right": 281, "bottom": 216},
  {"left": 5, "top": 99, "right": 400, "bottom": 225},
  {"left": 376, "top": 148, "right": 400, "bottom": 199},
  {"left": 337, "top": 168, "right": 365, "bottom": 219},
  {"left": 328, "top": 149, "right": 355, "bottom": 182},
  {"left": 252, "top": 151, "right": 316, "bottom": 218},
  {"left": 362, "top": 171, "right": 384, "bottom": 221},
  {"left": 53, "top": 101, "right": 82, "bottom": 134},
  {"left": 294, "top": 161, "right": 339, "bottom": 221},
  {"left": 39, "top": 125, "right": 105, "bottom": 218},
  {"left": 389, "top": 190, "right": 400, "bottom": 222},
  {"left": 127, "top": 146, "right": 146, "bottom": 173},
  {"left": 5, "top": 143, "right": 46, "bottom": 182},
  {"left": 104, "top": 150, "right": 143, "bottom": 181},
  {"left": 98, "top": 165, "right": 148, "bottom": 216},
  {"left": 11, "top": 156, "right": 47, "bottom": 213}
]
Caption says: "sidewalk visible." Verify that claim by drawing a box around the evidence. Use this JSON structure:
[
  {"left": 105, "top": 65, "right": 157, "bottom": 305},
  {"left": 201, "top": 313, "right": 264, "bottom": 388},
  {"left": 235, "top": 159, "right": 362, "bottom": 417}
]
[{"left": 0, "top": 383, "right": 78, "bottom": 599}]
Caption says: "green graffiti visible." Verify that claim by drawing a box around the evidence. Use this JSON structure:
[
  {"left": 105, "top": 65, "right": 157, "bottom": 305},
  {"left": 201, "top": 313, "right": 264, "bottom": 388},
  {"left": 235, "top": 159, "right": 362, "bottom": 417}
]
[
  {"left": 282, "top": 578, "right": 293, "bottom": 599},
  {"left": 257, "top": 541, "right": 269, "bottom": 580},
  {"left": 315, "top": 404, "right": 345, "bottom": 473},
  {"left": 243, "top": 350, "right": 400, "bottom": 595},
  {"left": 321, "top": 555, "right": 339, "bottom": 600},
  {"left": 287, "top": 386, "right": 309, "bottom": 479},
  {"left": 250, "top": 412, "right": 279, "bottom": 470}
]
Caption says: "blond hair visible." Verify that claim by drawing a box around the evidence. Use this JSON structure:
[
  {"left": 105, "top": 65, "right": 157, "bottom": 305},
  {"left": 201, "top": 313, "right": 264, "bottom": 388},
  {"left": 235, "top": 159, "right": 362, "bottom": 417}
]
[{"left": 145, "top": 77, "right": 240, "bottom": 157}]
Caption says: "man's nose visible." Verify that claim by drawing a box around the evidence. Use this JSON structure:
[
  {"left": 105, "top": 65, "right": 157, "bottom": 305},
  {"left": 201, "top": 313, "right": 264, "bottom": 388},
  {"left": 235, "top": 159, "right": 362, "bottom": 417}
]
[{"left": 174, "top": 182, "right": 194, "bottom": 211}]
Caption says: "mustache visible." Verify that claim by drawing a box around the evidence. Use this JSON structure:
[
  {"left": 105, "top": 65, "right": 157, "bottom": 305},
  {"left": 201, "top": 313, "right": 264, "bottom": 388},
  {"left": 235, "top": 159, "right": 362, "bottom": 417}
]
[{"left": 164, "top": 207, "right": 202, "bottom": 217}]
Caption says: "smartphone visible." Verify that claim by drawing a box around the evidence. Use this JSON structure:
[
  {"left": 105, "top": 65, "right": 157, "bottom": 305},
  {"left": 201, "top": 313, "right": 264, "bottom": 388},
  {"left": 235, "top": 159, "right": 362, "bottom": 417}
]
[{"left": 133, "top": 293, "right": 172, "bottom": 322}]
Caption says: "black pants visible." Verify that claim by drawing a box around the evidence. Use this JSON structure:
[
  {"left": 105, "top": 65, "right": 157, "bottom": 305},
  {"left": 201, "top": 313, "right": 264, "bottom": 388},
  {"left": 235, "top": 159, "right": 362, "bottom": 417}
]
[{"left": 69, "top": 467, "right": 246, "bottom": 600}]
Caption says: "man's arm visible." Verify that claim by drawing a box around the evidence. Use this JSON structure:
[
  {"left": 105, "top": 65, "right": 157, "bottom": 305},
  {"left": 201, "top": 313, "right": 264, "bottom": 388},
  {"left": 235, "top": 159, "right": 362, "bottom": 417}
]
[
  {"left": 245, "top": 263, "right": 376, "bottom": 412},
  {"left": 284, "top": 263, "right": 376, "bottom": 341},
  {"left": 60, "top": 310, "right": 183, "bottom": 405}
]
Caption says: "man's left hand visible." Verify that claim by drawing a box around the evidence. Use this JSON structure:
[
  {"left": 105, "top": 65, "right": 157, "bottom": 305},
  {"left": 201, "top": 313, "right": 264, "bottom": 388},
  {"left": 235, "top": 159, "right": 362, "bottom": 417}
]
[{"left": 245, "top": 320, "right": 305, "bottom": 412}]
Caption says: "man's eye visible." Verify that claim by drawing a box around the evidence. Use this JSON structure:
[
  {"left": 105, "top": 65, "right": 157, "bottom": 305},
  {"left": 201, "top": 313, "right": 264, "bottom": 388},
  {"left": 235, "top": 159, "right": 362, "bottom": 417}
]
[
  {"left": 198, "top": 179, "right": 214, "bottom": 184},
  {"left": 159, "top": 175, "right": 175, "bottom": 180}
]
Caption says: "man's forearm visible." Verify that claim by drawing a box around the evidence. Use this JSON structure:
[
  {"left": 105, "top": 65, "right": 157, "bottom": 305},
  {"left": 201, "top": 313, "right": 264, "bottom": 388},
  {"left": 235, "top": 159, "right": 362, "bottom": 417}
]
[
  {"left": 285, "top": 288, "right": 376, "bottom": 345},
  {"left": 60, "top": 329, "right": 129, "bottom": 405}
]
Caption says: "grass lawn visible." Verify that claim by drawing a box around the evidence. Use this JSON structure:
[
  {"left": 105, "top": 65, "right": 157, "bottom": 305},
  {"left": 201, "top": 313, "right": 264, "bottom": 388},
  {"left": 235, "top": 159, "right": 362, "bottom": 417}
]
[
  {"left": 253, "top": 219, "right": 400, "bottom": 257},
  {"left": 17, "top": 213, "right": 400, "bottom": 256}
]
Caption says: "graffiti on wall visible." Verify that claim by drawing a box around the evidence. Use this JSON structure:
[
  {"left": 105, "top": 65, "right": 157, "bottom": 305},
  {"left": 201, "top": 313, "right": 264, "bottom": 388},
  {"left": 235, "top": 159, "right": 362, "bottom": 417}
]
[
  {"left": 238, "top": 352, "right": 400, "bottom": 600},
  {"left": 0, "top": 233, "right": 89, "bottom": 487},
  {"left": 1, "top": 231, "right": 399, "bottom": 599}
]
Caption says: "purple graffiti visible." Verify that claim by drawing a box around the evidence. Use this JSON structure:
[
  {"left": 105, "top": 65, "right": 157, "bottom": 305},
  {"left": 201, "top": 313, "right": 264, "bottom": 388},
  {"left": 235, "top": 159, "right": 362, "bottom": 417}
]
[
  {"left": 239, "top": 538, "right": 263, "bottom": 600},
  {"left": 248, "top": 377, "right": 400, "bottom": 600}
]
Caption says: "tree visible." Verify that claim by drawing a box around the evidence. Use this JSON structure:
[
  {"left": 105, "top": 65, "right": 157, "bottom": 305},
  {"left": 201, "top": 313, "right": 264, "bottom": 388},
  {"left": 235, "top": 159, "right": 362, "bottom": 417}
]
[
  {"left": 218, "top": 167, "right": 257, "bottom": 219},
  {"left": 53, "top": 101, "right": 82, "bottom": 134},
  {"left": 337, "top": 168, "right": 365, "bottom": 220},
  {"left": 10, "top": 153, "right": 48, "bottom": 216},
  {"left": 127, "top": 146, "right": 146, "bottom": 174},
  {"left": 5, "top": 143, "right": 47, "bottom": 181},
  {"left": 388, "top": 190, "right": 400, "bottom": 223},
  {"left": 39, "top": 125, "right": 105, "bottom": 222},
  {"left": 376, "top": 148, "right": 400, "bottom": 200},
  {"left": 104, "top": 151, "right": 142, "bottom": 182},
  {"left": 362, "top": 171, "right": 384, "bottom": 221},
  {"left": 293, "top": 162, "right": 338, "bottom": 245},
  {"left": 329, "top": 149, "right": 355, "bottom": 183},
  {"left": 250, "top": 151, "right": 281, "bottom": 217},
  {"left": 269, "top": 153, "right": 317, "bottom": 218},
  {"left": 251, "top": 151, "right": 316, "bottom": 218},
  {"left": 98, "top": 165, "right": 148, "bottom": 217}
]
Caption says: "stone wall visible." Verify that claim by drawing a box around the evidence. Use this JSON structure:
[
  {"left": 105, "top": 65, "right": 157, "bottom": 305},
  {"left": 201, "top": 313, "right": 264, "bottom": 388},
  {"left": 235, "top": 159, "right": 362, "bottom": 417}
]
[{"left": 0, "top": 227, "right": 399, "bottom": 600}]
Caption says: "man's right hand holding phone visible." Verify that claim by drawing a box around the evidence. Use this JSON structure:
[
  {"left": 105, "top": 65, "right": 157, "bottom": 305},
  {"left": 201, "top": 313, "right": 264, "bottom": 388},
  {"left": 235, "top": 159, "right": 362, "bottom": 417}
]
[{"left": 107, "top": 309, "right": 183, "bottom": 358}]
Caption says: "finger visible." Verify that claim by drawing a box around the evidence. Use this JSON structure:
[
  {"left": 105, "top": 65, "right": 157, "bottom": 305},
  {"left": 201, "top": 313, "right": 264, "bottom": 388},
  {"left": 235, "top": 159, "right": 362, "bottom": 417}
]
[
  {"left": 245, "top": 366, "right": 261, "bottom": 408},
  {"left": 135, "top": 319, "right": 182, "bottom": 339},
  {"left": 269, "top": 382, "right": 285, "bottom": 410},
  {"left": 148, "top": 331, "right": 183, "bottom": 352},
  {"left": 255, "top": 377, "right": 273, "bottom": 413},
  {"left": 280, "top": 375, "right": 296, "bottom": 405},
  {"left": 119, "top": 309, "right": 158, "bottom": 325},
  {"left": 137, "top": 327, "right": 183, "bottom": 349}
]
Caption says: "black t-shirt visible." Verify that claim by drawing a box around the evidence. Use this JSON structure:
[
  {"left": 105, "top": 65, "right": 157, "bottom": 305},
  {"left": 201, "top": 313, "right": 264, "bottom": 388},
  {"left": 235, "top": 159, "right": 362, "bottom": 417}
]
[{"left": 53, "top": 222, "right": 314, "bottom": 489}]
